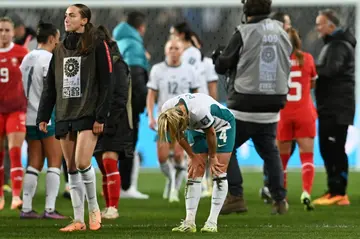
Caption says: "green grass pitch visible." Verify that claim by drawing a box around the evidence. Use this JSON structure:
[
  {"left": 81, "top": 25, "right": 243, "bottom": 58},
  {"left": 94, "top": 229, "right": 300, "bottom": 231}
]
[{"left": 0, "top": 171, "right": 360, "bottom": 238}]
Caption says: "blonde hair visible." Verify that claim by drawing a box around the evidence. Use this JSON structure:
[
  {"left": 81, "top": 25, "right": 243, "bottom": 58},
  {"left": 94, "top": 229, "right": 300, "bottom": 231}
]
[
  {"left": 157, "top": 107, "right": 188, "bottom": 143},
  {"left": 0, "top": 17, "right": 15, "bottom": 27}
]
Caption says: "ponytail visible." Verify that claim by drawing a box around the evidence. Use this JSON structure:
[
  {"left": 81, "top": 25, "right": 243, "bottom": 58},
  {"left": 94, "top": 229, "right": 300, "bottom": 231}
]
[
  {"left": 286, "top": 28, "right": 304, "bottom": 67},
  {"left": 294, "top": 49, "right": 304, "bottom": 67}
]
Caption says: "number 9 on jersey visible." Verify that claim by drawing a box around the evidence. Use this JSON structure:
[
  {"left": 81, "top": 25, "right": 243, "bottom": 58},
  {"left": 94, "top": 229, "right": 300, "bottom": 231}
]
[{"left": 0, "top": 68, "right": 9, "bottom": 83}]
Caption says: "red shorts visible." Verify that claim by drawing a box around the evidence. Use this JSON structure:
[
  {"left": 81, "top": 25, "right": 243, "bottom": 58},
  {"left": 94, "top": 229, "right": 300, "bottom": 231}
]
[
  {"left": 0, "top": 111, "right": 26, "bottom": 136},
  {"left": 277, "top": 116, "right": 316, "bottom": 141}
]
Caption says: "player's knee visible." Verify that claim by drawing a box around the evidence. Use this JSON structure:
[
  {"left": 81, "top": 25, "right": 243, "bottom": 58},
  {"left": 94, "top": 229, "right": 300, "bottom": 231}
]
[
  {"left": 188, "top": 166, "right": 205, "bottom": 178},
  {"left": 75, "top": 161, "right": 91, "bottom": 171},
  {"left": 102, "top": 151, "right": 118, "bottom": 160},
  {"left": 158, "top": 151, "right": 169, "bottom": 164},
  {"left": 28, "top": 162, "right": 43, "bottom": 172}
]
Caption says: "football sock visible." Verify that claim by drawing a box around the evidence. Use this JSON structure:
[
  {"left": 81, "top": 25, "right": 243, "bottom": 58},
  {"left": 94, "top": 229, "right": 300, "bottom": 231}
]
[
  {"left": 22, "top": 166, "right": 39, "bottom": 213},
  {"left": 45, "top": 167, "right": 61, "bottom": 213}
]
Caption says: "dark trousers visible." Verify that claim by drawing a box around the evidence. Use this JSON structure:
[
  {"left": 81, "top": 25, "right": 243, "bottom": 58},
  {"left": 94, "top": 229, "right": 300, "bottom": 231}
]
[
  {"left": 119, "top": 112, "right": 140, "bottom": 190},
  {"left": 227, "top": 119, "right": 286, "bottom": 201},
  {"left": 263, "top": 140, "right": 296, "bottom": 187},
  {"left": 119, "top": 66, "right": 148, "bottom": 191},
  {"left": 318, "top": 117, "right": 349, "bottom": 196}
]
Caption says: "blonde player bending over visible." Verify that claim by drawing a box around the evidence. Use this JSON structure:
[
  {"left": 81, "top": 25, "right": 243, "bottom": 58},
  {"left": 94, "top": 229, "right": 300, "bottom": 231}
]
[
  {"left": 158, "top": 93, "right": 235, "bottom": 233},
  {"left": 147, "top": 38, "right": 199, "bottom": 202}
]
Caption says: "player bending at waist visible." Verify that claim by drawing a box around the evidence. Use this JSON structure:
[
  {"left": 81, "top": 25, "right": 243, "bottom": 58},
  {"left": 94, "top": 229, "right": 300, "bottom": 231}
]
[{"left": 157, "top": 93, "right": 235, "bottom": 233}]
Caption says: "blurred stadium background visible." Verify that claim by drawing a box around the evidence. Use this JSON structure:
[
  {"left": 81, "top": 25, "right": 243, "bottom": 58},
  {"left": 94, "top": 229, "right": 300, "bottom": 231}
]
[{"left": 1, "top": 0, "right": 359, "bottom": 169}]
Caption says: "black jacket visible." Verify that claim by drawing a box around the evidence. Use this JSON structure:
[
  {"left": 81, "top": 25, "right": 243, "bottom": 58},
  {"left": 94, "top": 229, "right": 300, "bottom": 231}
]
[
  {"left": 315, "top": 29, "right": 356, "bottom": 125},
  {"left": 36, "top": 33, "right": 112, "bottom": 125},
  {"left": 106, "top": 41, "right": 130, "bottom": 127}
]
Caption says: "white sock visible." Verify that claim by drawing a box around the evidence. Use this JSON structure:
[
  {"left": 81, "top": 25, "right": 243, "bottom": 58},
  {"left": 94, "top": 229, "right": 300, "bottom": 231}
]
[
  {"left": 207, "top": 173, "right": 228, "bottom": 225},
  {"left": 131, "top": 152, "right": 140, "bottom": 190},
  {"left": 185, "top": 177, "right": 202, "bottom": 223},
  {"left": 22, "top": 166, "right": 39, "bottom": 213},
  {"left": 45, "top": 167, "right": 61, "bottom": 213},
  {"left": 160, "top": 161, "right": 176, "bottom": 192},
  {"left": 79, "top": 165, "right": 99, "bottom": 212},
  {"left": 174, "top": 159, "right": 187, "bottom": 191},
  {"left": 69, "top": 172, "right": 85, "bottom": 223}
]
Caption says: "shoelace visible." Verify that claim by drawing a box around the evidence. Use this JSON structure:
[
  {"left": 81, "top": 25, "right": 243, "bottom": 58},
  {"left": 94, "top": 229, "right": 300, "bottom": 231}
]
[{"left": 90, "top": 211, "right": 97, "bottom": 224}]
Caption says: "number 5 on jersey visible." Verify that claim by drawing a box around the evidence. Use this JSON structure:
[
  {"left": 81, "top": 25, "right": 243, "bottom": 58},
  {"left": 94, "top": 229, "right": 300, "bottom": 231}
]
[
  {"left": 0, "top": 68, "right": 9, "bottom": 83},
  {"left": 287, "top": 71, "right": 302, "bottom": 102}
]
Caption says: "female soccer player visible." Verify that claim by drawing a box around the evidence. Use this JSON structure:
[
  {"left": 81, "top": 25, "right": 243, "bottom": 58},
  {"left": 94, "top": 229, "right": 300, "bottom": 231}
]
[
  {"left": 19, "top": 22, "right": 66, "bottom": 219},
  {"left": 94, "top": 26, "right": 133, "bottom": 220},
  {"left": 147, "top": 38, "right": 199, "bottom": 202},
  {"left": 191, "top": 32, "right": 219, "bottom": 198},
  {"left": 158, "top": 93, "right": 235, "bottom": 233},
  {"left": 276, "top": 28, "right": 318, "bottom": 210},
  {"left": 0, "top": 17, "right": 28, "bottom": 211},
  {"left": 37, "top": 4, "right": 113, "bottom": 231},
  {"left": 170, "top": 22, "right": 202, "bottom": 76}
]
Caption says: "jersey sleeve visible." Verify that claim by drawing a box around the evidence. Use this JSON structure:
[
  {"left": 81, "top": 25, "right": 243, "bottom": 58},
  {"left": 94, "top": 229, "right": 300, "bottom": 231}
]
[
  {"left": 41, "top": 55, "right": 52, "bottom": 78},
  {"left": 193, "top": 106, "right": 215, "bottom": 129},
  {"left": 189, "top": 67, "right": 200, "bottom": 91},
  {"left": 147, "top": 65, "right": 159, "bottom": 91},
  {"left": 307, "top": 53, "right": 318, "bottom": 80},
  {"left": 205, "top": 58, "right": 219, "bottom": 82}
]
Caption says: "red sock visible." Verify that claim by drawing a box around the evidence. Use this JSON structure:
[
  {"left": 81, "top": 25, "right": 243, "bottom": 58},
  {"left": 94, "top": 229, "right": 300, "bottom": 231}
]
[
  {"left": 102, "top": 174, "right": 110, "bottom": 207},
  {"left": 300, "top": 152, "right": 314, "bottom": 194},
  {"left": 103, "top": 158, "right": 120, "bottom": 208},
  {"left": 280, "top": 154, "right": 291, "bottom": 189},
  {"left": 9, "top": 147, "right": 23, "bottom": 197},
  {"left": 0, "top": 151, "right": 4, "bottom": 197}
]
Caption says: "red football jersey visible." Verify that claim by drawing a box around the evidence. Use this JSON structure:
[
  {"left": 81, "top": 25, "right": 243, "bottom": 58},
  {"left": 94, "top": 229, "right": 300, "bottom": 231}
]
[
  {"left": 0, "top": 43, "right": 28, "bottom": 114},
  {"left": 280, "top": 52, "right": 317, "bottom": 119}
]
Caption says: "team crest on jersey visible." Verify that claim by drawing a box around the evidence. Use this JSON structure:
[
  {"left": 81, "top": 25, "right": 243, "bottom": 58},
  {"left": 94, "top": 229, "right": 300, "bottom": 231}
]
[
  {"left": 200, "top": 116, "right": 210, "bottom": 126},
  {"left": 63, "top": 57, "right": 81, "bottom": 98},
  {"left": 11, "top": 57, "right": 18, "bottom": 66}
]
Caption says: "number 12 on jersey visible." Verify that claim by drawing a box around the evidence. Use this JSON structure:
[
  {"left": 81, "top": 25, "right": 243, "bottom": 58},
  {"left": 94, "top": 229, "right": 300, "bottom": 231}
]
[
  {"left": 0, "top": 68, "right": 9, "bottom": 83},
  {"left": 287, "top": 71, "right": 302, "bottom": 102}
]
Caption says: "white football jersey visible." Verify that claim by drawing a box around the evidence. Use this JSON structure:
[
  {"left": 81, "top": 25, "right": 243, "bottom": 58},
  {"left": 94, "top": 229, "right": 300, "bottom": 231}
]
[
  {"left": 197, "top": 57, "right": 219, "bottom": 94},
  {"left": 20, "top": 49, "right": 52, "bottom": 126},
  {"left": 147, "top": 61, "right": 199, "bottom": 113},
  {"left": 161, "top": 93, "right": 233, "bottom": 133}
]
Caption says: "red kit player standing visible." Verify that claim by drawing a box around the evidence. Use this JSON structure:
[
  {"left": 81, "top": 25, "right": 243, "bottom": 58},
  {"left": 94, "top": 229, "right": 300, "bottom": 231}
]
[
  {"left": 276, "top": 28, "right": 317, "bottom": 211},
  {"left": 0, "top": 17, "right": 28, "bottom": 210}
]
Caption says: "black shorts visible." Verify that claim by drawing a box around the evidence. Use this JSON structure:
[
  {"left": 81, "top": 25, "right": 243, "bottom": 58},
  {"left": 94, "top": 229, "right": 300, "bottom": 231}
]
[
  {"left": 94, "top": 119, "right": 134, "bottom": 159},
  {"left": 55, "top": 117, "right": 94, "bottom": 139}
]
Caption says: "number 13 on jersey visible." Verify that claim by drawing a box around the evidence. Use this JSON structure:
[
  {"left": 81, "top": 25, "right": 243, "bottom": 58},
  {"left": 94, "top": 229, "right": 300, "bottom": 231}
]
[
  {"left": 287, "top": 71, "right": 302, "bottom": 102},
  {"left": 0, "top": 68, "right": 9, "bottom": 83}
]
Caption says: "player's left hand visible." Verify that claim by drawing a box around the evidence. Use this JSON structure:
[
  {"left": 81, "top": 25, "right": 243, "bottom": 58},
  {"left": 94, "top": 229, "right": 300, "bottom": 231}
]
[
  {"left": 93, "top": 121, "right": 104, "bottom": 134},
  {"left": 209, "top": 155, "right": 225, "bottom": 176}
]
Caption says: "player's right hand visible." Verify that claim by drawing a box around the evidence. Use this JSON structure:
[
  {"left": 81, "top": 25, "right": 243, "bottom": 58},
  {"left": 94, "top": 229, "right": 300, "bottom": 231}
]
[
  {"left": 39, "top": 122, "right": 48, "bottom": 133},
  {"left": 149, "top": 118, "right": 157, "bottom": 131},
  {"left": 188, "top": 154, "right": 205, "bottom": 178}
]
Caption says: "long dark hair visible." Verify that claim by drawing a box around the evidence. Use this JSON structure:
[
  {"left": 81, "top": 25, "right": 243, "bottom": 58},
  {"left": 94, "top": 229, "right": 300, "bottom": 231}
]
[
  {"left": 71, "top": 3, "right": 97, "bottom": 54},
  {"left": 97, "top": 25, "right": 113, "bottom": 43},
  {"left": 172, "top": 21, "right": 198, "bottom": 47},
  {"left": 287, "top": 28, "right": 304, "bottom": 67}
]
